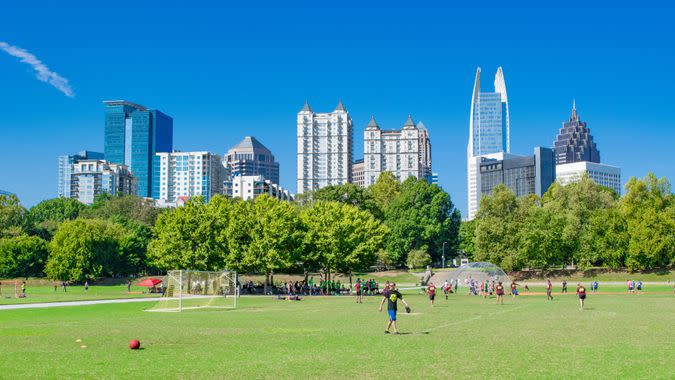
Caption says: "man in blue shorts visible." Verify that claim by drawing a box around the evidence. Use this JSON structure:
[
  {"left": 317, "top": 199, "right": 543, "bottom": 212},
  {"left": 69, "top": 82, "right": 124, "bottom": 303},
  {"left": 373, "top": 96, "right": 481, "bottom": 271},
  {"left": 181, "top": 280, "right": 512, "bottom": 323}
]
[{"left": 378, "top": 283, "right": 411, "bottom": 335}]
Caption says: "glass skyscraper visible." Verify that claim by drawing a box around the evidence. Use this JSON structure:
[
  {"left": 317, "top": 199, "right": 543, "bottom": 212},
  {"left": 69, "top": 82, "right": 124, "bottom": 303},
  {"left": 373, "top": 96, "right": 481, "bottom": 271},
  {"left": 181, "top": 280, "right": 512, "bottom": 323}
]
[
  {"left": 104, "top": 100, "right": 173, "bottom": 198},
  {"left": 467, "top": 67, "right": 510, "bottom": 219}
]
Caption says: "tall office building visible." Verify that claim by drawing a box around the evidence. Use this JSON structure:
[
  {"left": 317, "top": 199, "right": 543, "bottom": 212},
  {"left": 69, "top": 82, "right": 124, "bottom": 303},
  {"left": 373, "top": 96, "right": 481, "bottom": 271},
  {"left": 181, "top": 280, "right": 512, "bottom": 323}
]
[
  {"left": 224, "top": 136, "right": 280, "bottom": 185},
  {"left": 297, "top": 100, "right": 353, "bottom": 193},
  {"left": 467, "top": 67, "right": 510, "bottom": 219},
  {"left": 553, "top": 103, "right": 621, "bottom": 194},
  {"left": 70, "top": 160, "right": 136, "bottom": 205},
  {"left": 553, "top": 102, "right": 600, "bottom": 164},
  {"left": 154, "top": 151, "right": 225, "bottom": 203},
  {"left": 103, "top": 100, "right": 173, "bottom": 198},
  {"left": 58, "top": 150, "right": 104, "bottom": 198},
  {"left": 363, "top": 115, "right": 431, "bottom": 186},
  {"left": 469, "top": 147, "right": 555, "bottom": 209}
]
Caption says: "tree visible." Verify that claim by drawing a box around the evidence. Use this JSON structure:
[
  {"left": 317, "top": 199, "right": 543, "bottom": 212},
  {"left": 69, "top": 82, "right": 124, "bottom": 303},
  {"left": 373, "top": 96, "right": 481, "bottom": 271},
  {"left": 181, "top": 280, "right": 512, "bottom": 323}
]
[
  {"left": 0, "top": 194, "right": 27, "bottom": 238},
  {"left": 147, "top": 196, "right": 230, "bottom": 271},
  {"left": 406, "top": 249, "right": 431, "bottom": 269},
  {"left": 0, "top": 235, "right": 49, "bottom": 278},
  {"left": 45, "top": 219, "right": 128, "bottom": 281},
  {"left": 370, "top": 172, "right": 400, "bottom": 212},
  {"left": 383, "top": 177, "right": 460, "bottom": 266},
  {"left": 304, "top": 183, "right": 382, "bottom": 219},
  {"left": 578, "top": 208, "right": 628, "bottom": 269},
  {"left": 301, "top": 201, "right": 387, "bottom": 280},
  {"left": 226, "top": 195, "right": 303, "bottom": 293},
  {"left": 518, "top": 206, "right": 566, "bottom": 269},
  {"left": 459, "top": 220, "right": 477, "bottom": 259},
  {"left": 28, "top": 198, "right": 85, "bottom": 239},
  {"left": 81, "top": 194, "right": 163, "bottom": 226}
]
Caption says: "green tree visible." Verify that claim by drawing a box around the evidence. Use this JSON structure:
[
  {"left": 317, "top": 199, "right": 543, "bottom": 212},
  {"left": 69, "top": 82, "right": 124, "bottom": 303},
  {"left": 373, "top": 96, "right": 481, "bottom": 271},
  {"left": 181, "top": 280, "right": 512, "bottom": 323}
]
[
  {"left": 459, "top": 220, "right": 477, "bottom": 259},
  {"left": 406, "top": 249, "right": 432, "bottom": 269},
  {"left": 45, "top": 219, "right": 127, "bottom": 281},
  {"left": 370, "top": 172, "right": 400, "bottom": 211},
  {"left": 0, "top": 194, "right": 27, "bottom": 238},
  {"left": 301, "top": 201, "right": 387, "bottom": 280},
  {"left": 147, "top": 196, "right": 231, "bottom": 271},
  {"left": 383, "top": 177, "right": 460, "bottom": 266},
  {"left": 28, "top": 197, "right": 85, "bottom": 239},
  {"left": 303, "top": 183, "right": 382, "bottom": 219},
  {"left": 578, "top": 207, "right": 628, "bottom": 269},
  {"left": 518, "top": 206, "right": 566, "bottom": 269},
  {"left": 0, "top": 235, "right": 49, "bottom": 278},
  {"left": 226, "top": 195, "right": 303, "bottom": 292},
  {"left": 81, "top": 194, "right": 163, "bottom": 226}
]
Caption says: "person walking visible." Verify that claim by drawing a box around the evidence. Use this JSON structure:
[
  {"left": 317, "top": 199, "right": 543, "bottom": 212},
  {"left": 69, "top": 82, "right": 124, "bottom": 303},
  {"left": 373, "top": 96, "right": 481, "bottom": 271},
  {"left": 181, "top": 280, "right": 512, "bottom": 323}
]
[
  {"left": 576, "top": 283, "right": 587, "bottom": 310},
  {"left": 546, "top": 279, "right": 553, "bottom": 301},
  {"left": 21, "top": 281, "right": 26, "bottom": 298},
  {"left": 495, "top": 282, "right": 505, "bottom": 305},
  {"left": 427, "top": 282, "right": 437, "bottom": 306},
  {"left": 561, "top": 280, "right": 568, "bottom": 293},
  {"left": 84, "top": 281, "right": 89, "bottom": 292},
  {"left": 354, "top": 278, "right": 363, "bottom": 303},
  {"left": 379, "top": 283, "right": 411, "bottom": 335}
]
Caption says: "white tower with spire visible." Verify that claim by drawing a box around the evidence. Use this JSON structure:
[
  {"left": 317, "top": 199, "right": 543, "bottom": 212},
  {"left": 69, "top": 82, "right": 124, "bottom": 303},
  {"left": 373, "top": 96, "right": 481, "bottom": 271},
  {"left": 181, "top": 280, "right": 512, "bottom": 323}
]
[
  {"left": 297, "top": 100, "right": 353, "bottom": 193},
  {"left": 467, "top": 66, "right": 511, "bottom": 219}
]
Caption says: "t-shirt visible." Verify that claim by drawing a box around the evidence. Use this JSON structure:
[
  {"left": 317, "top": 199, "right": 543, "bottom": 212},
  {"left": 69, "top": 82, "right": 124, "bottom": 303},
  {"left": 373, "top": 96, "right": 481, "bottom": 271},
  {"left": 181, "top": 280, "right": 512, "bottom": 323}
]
[
  {"left": 546, "top": 282, "right": 552, "bottom": 290},
  {"left": 496, "top": 285, "right": 504, "bottom": 295},
  {"left": 428, "top": 285, "right": 436, "bottom": 295},
  {"left": 577, "top": 286, "right": 586, "bottom": 296},
  {"left": 355, "top": 282, "right": 361, "bottom": 291},
  {"left": 386, "top": 290, "right": 403, "bottom": 311},
  {"left": 510, "top": 283, "right": 516, "bottom": 290}
]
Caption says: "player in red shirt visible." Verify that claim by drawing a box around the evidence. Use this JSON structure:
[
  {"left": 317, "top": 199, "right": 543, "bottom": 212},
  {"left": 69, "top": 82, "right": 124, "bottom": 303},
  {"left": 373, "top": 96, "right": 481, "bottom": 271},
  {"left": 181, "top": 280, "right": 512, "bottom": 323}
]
[
  {"left": 426, "top": 282, "right": 437, "bottom": 306},
  {"left": 495, "top": 282, "right": 505, "bottom": 305},
  {"left": 546, "top": 279, "right": 554, "bottom": 301},
  {"left": 354, "top": 279, "right": 363, "bottom": 303},
  {"left": 576, "top": 283, "right": 587, "bottom": 310},
  {"left": 510, "top": 281, "right": 519, "bottom": 299}
]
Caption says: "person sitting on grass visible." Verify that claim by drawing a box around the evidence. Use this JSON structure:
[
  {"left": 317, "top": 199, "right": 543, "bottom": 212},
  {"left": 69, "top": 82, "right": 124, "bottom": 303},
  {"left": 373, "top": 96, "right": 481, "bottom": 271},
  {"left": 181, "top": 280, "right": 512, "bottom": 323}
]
[{"left": 379, "top": 283, "right": 411, "bottom": 335}]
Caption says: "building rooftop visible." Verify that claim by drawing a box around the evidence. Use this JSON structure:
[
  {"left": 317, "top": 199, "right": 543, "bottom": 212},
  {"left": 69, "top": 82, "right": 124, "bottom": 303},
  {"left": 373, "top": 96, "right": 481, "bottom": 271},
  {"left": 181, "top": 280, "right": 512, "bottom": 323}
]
[{"left": 103, "top": 100, "right": 147, "bottom": 111}]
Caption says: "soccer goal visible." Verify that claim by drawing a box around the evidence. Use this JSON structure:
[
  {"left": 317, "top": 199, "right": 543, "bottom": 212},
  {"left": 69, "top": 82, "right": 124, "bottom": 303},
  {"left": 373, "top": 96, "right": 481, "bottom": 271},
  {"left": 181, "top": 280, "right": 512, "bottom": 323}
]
[{"left": 146, "top": 270, "right": 238, "bottom": 312}]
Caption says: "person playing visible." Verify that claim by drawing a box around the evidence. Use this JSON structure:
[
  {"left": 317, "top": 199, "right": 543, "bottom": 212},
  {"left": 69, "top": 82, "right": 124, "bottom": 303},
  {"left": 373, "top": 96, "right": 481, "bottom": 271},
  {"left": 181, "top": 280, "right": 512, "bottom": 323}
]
[
  {"left": 127, "top": 280, "right": 131, "bottom": 293},
  {"left": 84, "top": 280, "right": 89, "bottom": 292},
  {"left": 382, "top": 281, "right": 391, "bottom": 298},
  {"left": 21, "top": 281, "right": 26, "bottom": 298},
  {"left": 427, "top": 282, "right": 437, "bottom": 306},
  {"left": 354, "top": 278, "right": 363, "bottom": 303},
  {"left": 495, "top": 281, "right": 505, "bottom": 305},
  {"left": 593, "top": 281, "right": 599, "bottom": 293},
  {"left": 636, "top": 281, "right": 643, "bottom": 293},
  {"left": 510, "top": 281, "right": 519, "bottom": 299},
  {"left": 379, "top": 283, "right": 410, "bottom": 334},
  {"left": 546, "top": 279, "right": 553, "bottom": 301},
  {"left": 443, "top": 280, "right": 452, "bottom": 300},
  {"left": 561, "top": 280, "right": 568, "bottom": 293},
  {"left": 576, "top": 283, "right": 587, "bottom": 310}
]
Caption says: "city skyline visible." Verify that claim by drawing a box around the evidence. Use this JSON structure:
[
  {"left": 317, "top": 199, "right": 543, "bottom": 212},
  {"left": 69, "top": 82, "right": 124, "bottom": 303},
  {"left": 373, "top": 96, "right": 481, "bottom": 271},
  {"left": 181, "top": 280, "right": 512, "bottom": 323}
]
[{"left": 1, "top": 2, "right": 674, "bottom": 217}]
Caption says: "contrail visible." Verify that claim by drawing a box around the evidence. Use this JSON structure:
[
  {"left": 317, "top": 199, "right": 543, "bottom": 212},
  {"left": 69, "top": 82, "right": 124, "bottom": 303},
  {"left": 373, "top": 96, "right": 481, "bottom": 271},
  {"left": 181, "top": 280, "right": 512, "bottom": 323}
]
[{"left": 0, "top": 41, "right": 74, "bottom": 97}]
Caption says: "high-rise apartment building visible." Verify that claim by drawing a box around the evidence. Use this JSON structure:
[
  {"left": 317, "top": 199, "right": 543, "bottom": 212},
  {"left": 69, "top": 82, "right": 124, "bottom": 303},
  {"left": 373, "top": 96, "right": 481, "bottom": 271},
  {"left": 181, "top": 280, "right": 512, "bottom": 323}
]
[
  {"left": 224, "top": 136, "right": 279, "bottom": 185},
  {"left": 58, "top": 150, "right": 104, "bottom": 198},
  {"left": 469, "top": 148, "right": 555, "bottom": 211},
  {"left": 103, "top": 100, "right": 173, "bottom": 198},
  {"left": 553, "top": 102, "right": 600, "bottom": 164},
  {"left": 153, "top": 151, "right": 224, "bottom": 203},
  {"left": 297, "top": 100, "right": 353, "bottom": 193},
  {"left": 351, "top": 159, "right": 365, "bottom": 187},
  {"left": 467, "top": 67, "right": 510, "bottom": 219},
  {"left": 363, "top": 115, "right": 432, "bottom": 186},
  {"left": 70, "top": 159, "right": 136, "bottom": 205}
]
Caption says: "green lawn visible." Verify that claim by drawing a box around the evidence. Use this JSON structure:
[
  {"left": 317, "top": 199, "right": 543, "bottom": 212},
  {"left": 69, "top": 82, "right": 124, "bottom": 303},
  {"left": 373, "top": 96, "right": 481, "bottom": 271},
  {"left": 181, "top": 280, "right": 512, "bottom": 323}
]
[
  {"left": 1, "top": 291, "right": 674, "bottom": 379},
  {"left": 0, "top": 285, "right": 158, "bottom": 305}
]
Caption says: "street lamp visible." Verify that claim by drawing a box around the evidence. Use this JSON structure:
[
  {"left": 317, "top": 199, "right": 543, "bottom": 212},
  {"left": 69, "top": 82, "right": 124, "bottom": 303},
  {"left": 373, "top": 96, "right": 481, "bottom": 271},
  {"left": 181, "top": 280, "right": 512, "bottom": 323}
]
[{"left": 442, "top": 242, "right": 448, "bottom": 268}]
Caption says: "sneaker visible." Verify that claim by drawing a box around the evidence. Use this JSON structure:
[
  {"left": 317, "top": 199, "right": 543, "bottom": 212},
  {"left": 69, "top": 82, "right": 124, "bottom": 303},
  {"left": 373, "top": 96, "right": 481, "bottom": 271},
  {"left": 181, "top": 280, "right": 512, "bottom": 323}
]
[
  {"left": 384, "top": 331, "right": 390, "bottom": 334},
  {"left": 393, "top": 332, "right": 400, "bottom": 335}
]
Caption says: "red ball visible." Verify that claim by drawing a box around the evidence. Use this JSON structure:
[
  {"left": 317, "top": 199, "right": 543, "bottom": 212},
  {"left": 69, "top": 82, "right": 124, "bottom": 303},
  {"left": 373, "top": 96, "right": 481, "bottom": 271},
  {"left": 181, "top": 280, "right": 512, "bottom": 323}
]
[{"left": 129, "top": 339, "right": 140, "bottom": 350}]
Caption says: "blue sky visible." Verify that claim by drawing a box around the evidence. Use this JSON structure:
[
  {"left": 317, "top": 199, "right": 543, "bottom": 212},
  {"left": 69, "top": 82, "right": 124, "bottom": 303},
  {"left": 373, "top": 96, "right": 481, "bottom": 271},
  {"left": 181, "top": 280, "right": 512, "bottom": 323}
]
[{"left": 1, "top": 1, "right": 673, "bottom": 216}]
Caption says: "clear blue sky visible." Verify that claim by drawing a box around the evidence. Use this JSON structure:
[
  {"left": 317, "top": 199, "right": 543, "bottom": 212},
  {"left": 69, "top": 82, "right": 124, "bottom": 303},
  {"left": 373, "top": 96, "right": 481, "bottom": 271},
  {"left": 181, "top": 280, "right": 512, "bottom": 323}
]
[{"left": 1, "top": 1, "right": 674, "bottom": 216}]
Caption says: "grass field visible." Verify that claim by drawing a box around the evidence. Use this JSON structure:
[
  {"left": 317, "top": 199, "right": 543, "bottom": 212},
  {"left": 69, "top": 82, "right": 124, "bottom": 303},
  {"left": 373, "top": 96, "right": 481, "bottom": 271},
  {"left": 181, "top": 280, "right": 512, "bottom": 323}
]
[
  {"left": 1, "top": 290, "right": 674, "bottom": 379},
  {"left": 0, "top": 284, "right": 158, "bottom": 305}
]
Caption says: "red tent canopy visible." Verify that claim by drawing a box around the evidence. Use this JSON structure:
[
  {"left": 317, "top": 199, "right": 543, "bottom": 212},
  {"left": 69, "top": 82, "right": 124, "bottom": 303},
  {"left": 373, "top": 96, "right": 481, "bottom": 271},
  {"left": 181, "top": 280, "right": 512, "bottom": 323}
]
[{"left": 137, "top": 278, "right": 162, "bottom": 287}]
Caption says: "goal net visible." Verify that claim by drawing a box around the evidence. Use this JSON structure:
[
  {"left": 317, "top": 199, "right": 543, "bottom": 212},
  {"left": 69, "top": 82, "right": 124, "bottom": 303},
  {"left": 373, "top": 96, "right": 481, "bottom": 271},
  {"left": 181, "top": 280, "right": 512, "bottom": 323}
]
[{"left": 146, "top": 270, "right": 238, "bottom": 312}]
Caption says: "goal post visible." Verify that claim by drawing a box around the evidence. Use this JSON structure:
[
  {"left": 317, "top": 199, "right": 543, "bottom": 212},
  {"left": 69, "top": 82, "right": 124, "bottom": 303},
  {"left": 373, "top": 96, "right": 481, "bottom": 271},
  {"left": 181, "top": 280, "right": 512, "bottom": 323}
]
[{"left": 146, "top": 269, "right": 238, "bottom": 312}]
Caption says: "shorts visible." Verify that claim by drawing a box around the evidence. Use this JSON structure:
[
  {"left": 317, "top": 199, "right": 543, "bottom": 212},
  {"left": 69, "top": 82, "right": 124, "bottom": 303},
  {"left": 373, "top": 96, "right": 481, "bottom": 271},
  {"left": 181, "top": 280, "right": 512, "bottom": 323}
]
[
  {"left": 429, "top": 294, "right": 435, "bottom": 301},
  {"left": 388, "top": 309, "right": 397, "bottom": 321},
  {"left": 512, "top": 290, "right": 519, "bottom": 295},
  {"left": 579, "top": 294, "right": 586, "bottom": 300},
  {"left": 356, "top": 291, "right": 362, "bottom": 296},
  {"left": 496, "top": 292, "right": 504, "bottom": 296}
]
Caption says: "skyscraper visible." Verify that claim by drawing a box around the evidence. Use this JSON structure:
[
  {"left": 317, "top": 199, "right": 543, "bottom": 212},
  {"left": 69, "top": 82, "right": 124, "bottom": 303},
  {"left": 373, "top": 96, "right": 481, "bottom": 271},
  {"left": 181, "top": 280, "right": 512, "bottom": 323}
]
[
  {"left": 58, "top": 150, "right": 104, "bottom": 198},
  {"left": 467, "top": 67, "right": 510, "bottom": 219},
  {"left": 154, "top": 151, "right": 225, "bottom": 203},
  {"left": 103, "top": 100, "right": 173, "bottom": 198},
  {"left": 553, "top": 101, "right": 600, "bottom": 165},
  {"left": 297, "top": 100, "right": 353, "bottom": 193},
  {"left": 363, "top": 115, "right": 432, "bottom": 187},
  {"left": 224, "top": 136, "right": 280, "bottom": 185}
]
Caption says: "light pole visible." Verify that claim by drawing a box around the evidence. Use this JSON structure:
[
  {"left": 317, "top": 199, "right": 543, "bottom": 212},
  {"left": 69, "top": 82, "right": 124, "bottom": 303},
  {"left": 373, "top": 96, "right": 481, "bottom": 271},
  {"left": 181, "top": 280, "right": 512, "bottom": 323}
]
[{"left": 442, "top": 242, "right": 448, "bottom": 268}]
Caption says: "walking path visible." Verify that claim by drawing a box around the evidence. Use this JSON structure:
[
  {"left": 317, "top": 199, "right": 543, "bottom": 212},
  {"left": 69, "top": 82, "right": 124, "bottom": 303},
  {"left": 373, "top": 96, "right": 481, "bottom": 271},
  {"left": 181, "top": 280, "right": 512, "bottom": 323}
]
[{"left": 0, "top": 297, "right": 161, "bottom": 311}]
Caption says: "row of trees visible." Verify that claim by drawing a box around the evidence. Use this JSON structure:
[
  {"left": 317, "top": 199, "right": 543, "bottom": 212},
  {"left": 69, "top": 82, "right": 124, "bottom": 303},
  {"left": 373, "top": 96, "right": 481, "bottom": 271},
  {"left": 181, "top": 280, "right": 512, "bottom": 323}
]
[
  {"left": 463, "top": 173, "right": 675, "bottom": 271},
  {"left": 0, "top": 175, "right": 461, "bottom": 282}
]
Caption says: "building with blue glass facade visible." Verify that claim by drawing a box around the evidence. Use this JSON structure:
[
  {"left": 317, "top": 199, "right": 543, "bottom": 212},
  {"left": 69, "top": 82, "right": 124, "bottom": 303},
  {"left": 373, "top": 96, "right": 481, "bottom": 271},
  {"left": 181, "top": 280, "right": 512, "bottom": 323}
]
[
  {"left": 467, "top": 67, "right": 511, "bottom": 219},
  {"left": 58, "top": 150, "right": 104, "bottom": 198},
  {"left": 104, "top": 100, "right": 173, "bottom": 198}
]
